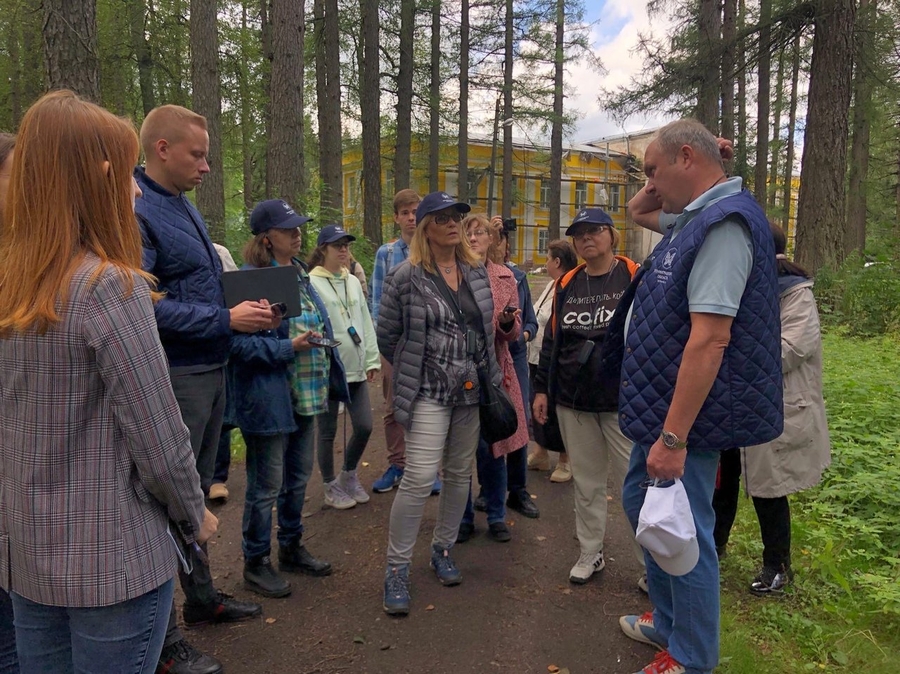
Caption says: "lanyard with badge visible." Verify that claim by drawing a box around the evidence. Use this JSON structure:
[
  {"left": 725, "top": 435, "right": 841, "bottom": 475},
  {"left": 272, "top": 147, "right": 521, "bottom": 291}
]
[{"left": 327, "top": 277, "right": 362, "bottom": 345}]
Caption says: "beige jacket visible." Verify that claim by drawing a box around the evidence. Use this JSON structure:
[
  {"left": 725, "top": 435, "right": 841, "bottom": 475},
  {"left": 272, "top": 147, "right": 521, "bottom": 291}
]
[{"left": 742, "top": 279, "right": 831, "bottom": 498}]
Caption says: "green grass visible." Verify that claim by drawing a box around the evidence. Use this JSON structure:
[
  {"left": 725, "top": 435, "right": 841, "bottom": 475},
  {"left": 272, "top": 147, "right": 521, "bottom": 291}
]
[{"left": 716, "top": 331, "right": 900, "bottom": 672}]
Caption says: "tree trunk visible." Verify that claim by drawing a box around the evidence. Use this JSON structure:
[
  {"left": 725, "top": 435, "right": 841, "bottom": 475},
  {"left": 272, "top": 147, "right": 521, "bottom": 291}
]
[
  {"left": 845, "top": 0, "right": 874, "bottom": 256},
  {"left": 239, "top": 1, "right": 254, "bottom": 210},
  {"left": 734, "top": 0, "right": 749, "bottom": 179},
  {"left": 767, "top": 46, "right": 786, "bottom": 209},
  {"left": 428, "top": 0, "right": 441, "bottom": 192},
  {"left": 548, "top": 0, "right": 564, "bottom": 240},
  {"left": 316, "top": 0, "right": 343, "bottom": 218},
  {"left": 127, "top": 0, "right": 155, "bottom": 116},
  {"left": 190, "top": 0, "right": 225, "bottom": 244},
  {"left": 360, "top": 0, "right": 383, "bottom": 244},
  {"left": 487, "top": 97, "right": 500, "bottom": 217},
  {"left": 795, "top": 0, "right": 856, "bottom": 272},
  {"left": 696, "top": 0, "right": 721, "bottom": 132},
  {"left": 501, "top": 0, "right": 514, "bottom": 220},
  {"left": 458, "top": 0, "right": 469, "bottom": 201},
  {"left": 261, "top": 0, "right": 273, "bottom": 198},
  {"left": 394, "top": 0, "right": 415, "bottom": 192},
  {"left": 8, "top": 16, "right": 22, "bottom": 126},
  {"left": 720, "top": 0, "right": 736, "bottom": 171},
  {"left": 42, "top": 0, "right": 101, "bottom": 101},
  {"left": 754, "top": 0, "right": 771, "bottom": 203},
  {"left": 782, "top": 34, "right": 801, "bottom": 233},
  {"left": 267, "top": 0, "right": 306, "bottom": 227}
]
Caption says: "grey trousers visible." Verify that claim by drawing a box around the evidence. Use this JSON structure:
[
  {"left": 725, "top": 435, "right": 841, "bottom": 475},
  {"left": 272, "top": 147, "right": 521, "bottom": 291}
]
[{"left": 386, "top": 399, "right": 479, "bottom": 566}]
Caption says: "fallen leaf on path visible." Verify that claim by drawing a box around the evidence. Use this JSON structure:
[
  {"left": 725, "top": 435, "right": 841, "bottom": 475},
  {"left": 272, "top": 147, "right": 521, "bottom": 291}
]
[
  {"left": 265, "top": 618, "right": 276, "bottom": 624},
  {"left": 380, "top": 644, "right": 391, "bottom": 651},
  {"left": 425, "top": 604, "right": 435, "bottom": 611},
  {"left": 561, "top": 588, "right": 572, "bottom": 595},
  {"left": 353, "top": 636, "right": 365, "bottom": 644},
  {"left": 536, "top": 536, "right": 547, "bottom": 542},
  {"left": 548, "top": 666, "right": 560, "bottom": 673},
  {"left": 362, "top": 461, "right": 370, "bottom": 467}
]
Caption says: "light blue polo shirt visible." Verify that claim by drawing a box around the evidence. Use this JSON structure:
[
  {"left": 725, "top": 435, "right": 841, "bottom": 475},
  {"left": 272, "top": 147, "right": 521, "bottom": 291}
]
[{"left": 625, "top": 177, "right": 753, "bottom": 336}]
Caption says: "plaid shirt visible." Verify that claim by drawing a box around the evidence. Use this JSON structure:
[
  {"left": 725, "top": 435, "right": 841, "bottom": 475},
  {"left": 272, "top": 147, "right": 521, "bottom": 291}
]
[
  {"left": 370, "top": 238, "right": 409, "bottom": 325},
  {"left": 289, "top": 289, "right": 329, "bottom": 416}
]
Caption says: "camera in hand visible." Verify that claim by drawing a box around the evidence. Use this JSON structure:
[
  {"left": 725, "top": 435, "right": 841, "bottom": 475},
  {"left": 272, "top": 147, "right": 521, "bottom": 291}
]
[{"left": 502, "top": 218, "right": 517, "bottom": 232}]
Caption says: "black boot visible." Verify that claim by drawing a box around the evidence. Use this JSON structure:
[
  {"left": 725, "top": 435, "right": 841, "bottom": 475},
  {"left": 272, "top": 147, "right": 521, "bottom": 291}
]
[
  {"left": 157, "top": 639, "right": 223, "bottom": 674},
  {"left": 279, "top": 540, "right": 332, "bottom": 577},
  {"left": 243, "top": 555, "right": 292, "bottom": 598},
  {"left": 507, "top": 488, "right": 540, "bottom": 519},
  {"left": 182, "top": 591, "right": 262, "bottom": 626}
]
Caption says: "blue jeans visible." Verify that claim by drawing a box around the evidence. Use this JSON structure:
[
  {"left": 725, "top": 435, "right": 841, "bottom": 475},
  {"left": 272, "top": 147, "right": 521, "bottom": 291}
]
[
  {"left": 11, "top": 578, "right": 173, "bottom": 674},
  {"left": 0, "top": 588, "right": 18, "bottom": 673},
  {"left": 506, "top": 351, "right": 530, "bottom": 492},
  {"left": 463, "top": 438, "right": 508, "bottom": 526},
  {"left": 622, "top": 443, "right": 721, "bottom": 674},
  {"left": 242, "top": 413, "right": 317, "bottom": 560},
  {"left": 212, "top": 424, "right": 234, "bottom": 484}
]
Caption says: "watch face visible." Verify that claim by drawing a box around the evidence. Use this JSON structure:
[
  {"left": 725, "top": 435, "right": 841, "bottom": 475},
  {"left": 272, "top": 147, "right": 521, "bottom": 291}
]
[{"left": 662, "top": 431, "right": 678, "bottom": 448}]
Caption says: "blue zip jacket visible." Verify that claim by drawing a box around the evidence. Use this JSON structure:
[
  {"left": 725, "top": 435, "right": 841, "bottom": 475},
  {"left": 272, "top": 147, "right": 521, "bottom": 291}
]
[
  {"left": 135, "top": 167, "right": 231, "bottom": 368},
  {"left": 225, "top": 261, "right": 350, "bottom": 435},
  {"left": 507, "top": 264, "right": 537, "bottom": 360}
]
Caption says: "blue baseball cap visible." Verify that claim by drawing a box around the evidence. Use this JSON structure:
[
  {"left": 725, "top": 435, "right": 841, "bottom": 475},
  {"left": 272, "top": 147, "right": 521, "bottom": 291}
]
[
  {"left": 415, "top": 191, "right": 472, "bottom": 225},
  {"left": 250, "top": 199, "right": 312, "bottom": 235},
  {"left": 565, "top": 208, "right": 614, "bottom": 236},
  {"left": 317, "top": 224, "right": 357, "bottom": 246}
]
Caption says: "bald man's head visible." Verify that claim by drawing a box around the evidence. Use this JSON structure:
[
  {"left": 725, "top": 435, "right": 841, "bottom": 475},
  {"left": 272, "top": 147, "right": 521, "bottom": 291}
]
[{"left": 140, "top": 105, "right": 210, "bottom": 194}]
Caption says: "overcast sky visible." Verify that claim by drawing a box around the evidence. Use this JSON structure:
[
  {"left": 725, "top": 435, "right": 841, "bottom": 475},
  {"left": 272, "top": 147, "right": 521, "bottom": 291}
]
[{"left": 566, "top": 0, "right": 676, "bottom": 143}]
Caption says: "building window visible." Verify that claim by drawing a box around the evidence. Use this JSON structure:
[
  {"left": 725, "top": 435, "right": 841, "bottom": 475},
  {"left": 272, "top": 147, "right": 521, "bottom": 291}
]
[
  {"left": 575, "top": 181, "right": 588, "bottom": 208},
  {"left": 347, "top": 173, "right": 359, "bottom": 209},
  {"left": 610, "top": 185, "right": 621, "bottom": 213},
  {"left": 540, "top": 180, "right": 550, "bottom": 208},
  {"left": 538, "top": 228, "right": 549, "bottom": 255}
]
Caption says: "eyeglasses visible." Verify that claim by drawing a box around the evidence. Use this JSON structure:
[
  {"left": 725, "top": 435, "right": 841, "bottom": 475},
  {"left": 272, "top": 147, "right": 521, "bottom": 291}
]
[
  {"left": 433, "top": 212, "right": 463, "bottom": 226},
  {"left": 330, "top": 242, "right": 350, "bottom": 250},
  {"left": 572, "top": 226, "right": 609, "bottom": 240},
  {"left": 468, "top": 228, "right": 488, "bottom": 237}
]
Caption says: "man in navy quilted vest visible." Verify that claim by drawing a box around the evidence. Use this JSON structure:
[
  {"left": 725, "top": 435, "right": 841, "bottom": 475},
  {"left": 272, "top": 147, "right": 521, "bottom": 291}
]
[
  {"left": 616, "top": 120, "right": 783, "bottom": 674},
  {"left": 136, "top": 105, "right": 273, "bottom": 674}
]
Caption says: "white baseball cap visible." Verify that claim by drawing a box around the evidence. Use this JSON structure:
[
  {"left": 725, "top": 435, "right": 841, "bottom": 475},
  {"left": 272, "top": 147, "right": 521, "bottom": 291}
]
[{"left": 635, "top": 478, "right": 699, "bottom": 577}]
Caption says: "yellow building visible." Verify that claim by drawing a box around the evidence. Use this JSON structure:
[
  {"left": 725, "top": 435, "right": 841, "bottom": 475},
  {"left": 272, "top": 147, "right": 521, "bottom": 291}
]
[{"left": 342, "top": 135, "right": 647, "bottom": 267}]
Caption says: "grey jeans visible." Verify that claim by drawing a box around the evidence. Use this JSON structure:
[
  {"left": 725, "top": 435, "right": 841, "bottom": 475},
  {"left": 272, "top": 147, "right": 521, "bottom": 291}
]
[{"left": 386, "top": 399, "right": 480, "bottom": 566}]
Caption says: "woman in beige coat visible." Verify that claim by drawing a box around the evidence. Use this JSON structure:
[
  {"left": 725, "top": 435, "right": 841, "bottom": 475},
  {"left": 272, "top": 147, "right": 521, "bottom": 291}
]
[{"left": 713, "top": 222, "right": 831, "bottom": 595}]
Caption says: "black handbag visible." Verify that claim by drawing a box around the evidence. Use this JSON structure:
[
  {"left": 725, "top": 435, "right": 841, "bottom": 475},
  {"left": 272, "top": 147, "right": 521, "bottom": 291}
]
[{"left": 476, "top": 363, "right": 518, "bottom": 445}]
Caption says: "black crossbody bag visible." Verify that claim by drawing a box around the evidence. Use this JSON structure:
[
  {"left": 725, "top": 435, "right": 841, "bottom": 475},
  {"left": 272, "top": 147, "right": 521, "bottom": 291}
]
[{"left": 430, "top": 269, "right": 517, "bottom": 445}]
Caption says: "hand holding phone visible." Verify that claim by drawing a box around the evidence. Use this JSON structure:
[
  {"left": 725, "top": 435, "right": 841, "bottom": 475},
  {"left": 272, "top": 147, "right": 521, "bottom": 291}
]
[{"left": 308, "top": 335, "right": 342, "bottom": 349}]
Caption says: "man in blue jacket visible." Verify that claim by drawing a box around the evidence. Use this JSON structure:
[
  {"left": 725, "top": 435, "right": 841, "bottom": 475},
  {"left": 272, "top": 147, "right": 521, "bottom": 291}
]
[
  {"left": 617, "top": 120, "right": 783, "bottom": 674},
  {"left": 136, "top": 104, "right": 272, "bottom": 674}
]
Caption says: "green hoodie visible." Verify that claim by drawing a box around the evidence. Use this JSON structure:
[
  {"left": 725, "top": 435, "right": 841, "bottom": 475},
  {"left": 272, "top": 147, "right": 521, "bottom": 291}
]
[{"left": 309, "top": 266, "right": 380, "bottom": 383}]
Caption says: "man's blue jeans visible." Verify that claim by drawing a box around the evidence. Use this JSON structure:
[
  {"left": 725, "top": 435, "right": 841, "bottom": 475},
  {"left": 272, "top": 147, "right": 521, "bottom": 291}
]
[
  {"left": 506, "top": 350, "right": 530, "bottom": 493},
  {"left": 463, "top": 437, "right": 508, "bottom": 526},
  {"left": 0, "top": 588, "right": 18, "bottom": 673},
  {"left": 11, "top": 578, "right": 173, "bottom": 674},
  {"left": 242, "top": 413, "right": 317, "bottom": 560},
  {"left": 622, "top": 442, "right": 721, "bottom": 674}
]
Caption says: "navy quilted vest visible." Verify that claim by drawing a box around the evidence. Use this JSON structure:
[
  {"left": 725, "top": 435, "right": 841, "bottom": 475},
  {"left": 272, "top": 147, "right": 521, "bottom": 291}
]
[{"left": 619, "top": 189, "right": 783, "bottom": 451}]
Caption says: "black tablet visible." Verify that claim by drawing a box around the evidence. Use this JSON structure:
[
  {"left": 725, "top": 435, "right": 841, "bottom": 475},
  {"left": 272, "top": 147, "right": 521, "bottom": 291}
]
[{"left": 222, "top": 266, "right": 303, "bottom": 318}]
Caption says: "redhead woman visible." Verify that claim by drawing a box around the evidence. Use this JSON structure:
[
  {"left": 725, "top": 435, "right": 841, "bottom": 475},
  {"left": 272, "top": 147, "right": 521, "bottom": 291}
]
[
  {"left": 0, "top": 91, "right": 213, "bottom": 673},
  {"left": 457, "top": 214, "right": 526, "bottom": 543},
  {"left": 377, "top": 192, "right": 504, "bottom": 615}
]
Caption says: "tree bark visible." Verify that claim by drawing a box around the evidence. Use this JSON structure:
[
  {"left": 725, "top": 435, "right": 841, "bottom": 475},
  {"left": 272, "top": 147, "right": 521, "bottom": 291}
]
[
  {"left": 782, "top": 34, "right": 801, "bottom": 232},
  {"left": 767, "top": 46, "right": 786, "bottom": 209},
  {"left": 696, "top": 0, "right": 721, "bottom": 132},
  {"left": 501, "top": 0, "right": 514, "bottom": 220},
  {"left": 267, "top": 0, "right": 306, "bottom": 220},
  {"left": 127, "top": 0, "right": 155, "bottom": 116},
  {"left": 845, "top": 0, "right": 874, "bottom": 256},
  {"left": 548, "top": 0, "right": 564, "bottom": 240},
  {"left": 458, "top": 0, "right": 469, "bottom": 201},
  {"left": 8, "top": 15, "right": 22, "bottom": 125},
  {"left": 428, "top": 0, "right": 441, "bottom": 192},
  {"left": 754, "top": 0, "right": 772, "bottom": 204},
  {"left": 735, "top": 0, "right": 749, "bottom": 179},
  {"left": 720, "top": 0, "right": 736, "bottom": 171},
  {"left": 316, "top": 0, "right": 343, "bottom": 218},
  {"left": 394, "top": 0, "right": 415, "bottom": 192},
  {"left": 42, "top": 0, "right": 101, "bottom": 101},
  {"left": 190, "top": 0, "right": 225, "bottom": 244},
  {"left": 795, "top": 0, "right": 856, "bottom": 272},
  {"left": 360, "top": 0, "right": 383, "bottom": 244},
  {"left": 239, "top": 1, "right": 254, "bottom": 210}
]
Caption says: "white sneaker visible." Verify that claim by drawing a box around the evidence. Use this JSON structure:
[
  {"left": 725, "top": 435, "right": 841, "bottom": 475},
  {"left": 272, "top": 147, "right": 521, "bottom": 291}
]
[
  {"left": 324, "top": 480, "right": 357, "bottom": 510},
  {"left": 569, "top": 551, "right": 605, "bottom": 584},
  {"left": 339, "top": 470, "right": 370, "bottom": 504}
]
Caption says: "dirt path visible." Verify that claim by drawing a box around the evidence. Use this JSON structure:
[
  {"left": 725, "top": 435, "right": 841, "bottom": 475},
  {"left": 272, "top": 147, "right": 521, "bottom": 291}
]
[{"left": 185, "top": 386, "right": 657, "bottom": 674}]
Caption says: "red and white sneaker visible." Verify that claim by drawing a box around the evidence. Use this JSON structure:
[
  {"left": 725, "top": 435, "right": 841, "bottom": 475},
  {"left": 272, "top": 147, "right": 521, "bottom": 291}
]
[{"left": 633, "top": 650, "right": 685, "bottom": 674}]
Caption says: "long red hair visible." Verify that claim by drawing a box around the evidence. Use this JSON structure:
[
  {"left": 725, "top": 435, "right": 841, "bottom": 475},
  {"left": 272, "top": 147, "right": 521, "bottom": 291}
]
[{"left": 0, "top": 90, "right": 152, "bottom": 335}]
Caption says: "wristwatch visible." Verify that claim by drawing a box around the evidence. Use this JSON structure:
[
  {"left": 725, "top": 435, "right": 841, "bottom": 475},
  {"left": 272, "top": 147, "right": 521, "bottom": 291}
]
[{"left": 660, "top": 430, "right": 687, "bottom": 450}]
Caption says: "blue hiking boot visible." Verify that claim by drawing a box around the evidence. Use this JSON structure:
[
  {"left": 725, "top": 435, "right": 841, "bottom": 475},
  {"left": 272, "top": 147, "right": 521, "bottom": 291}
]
[
  {"left": 430, "top": 545, "right": 462, "bottom": 586},
  {"left": 373, "top": 465, "right": 404, "bottom": 493},
  {"left": 383, "top": 564, "right": 410, "bottom": 615}
]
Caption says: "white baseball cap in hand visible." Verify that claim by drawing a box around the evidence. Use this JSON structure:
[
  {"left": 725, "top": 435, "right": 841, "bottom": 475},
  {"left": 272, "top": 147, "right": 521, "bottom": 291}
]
[{"left": 635, "top": 478, "right": 699, "bottom": 576}]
